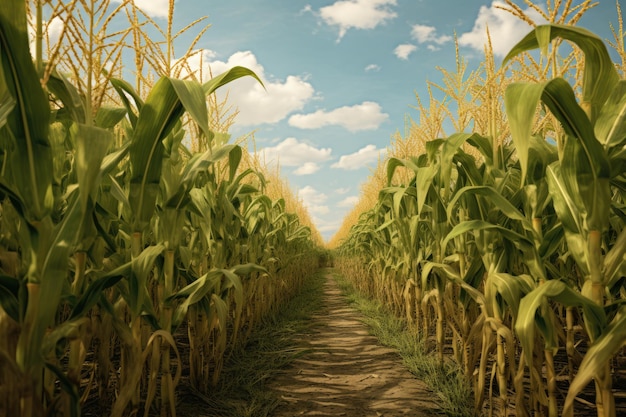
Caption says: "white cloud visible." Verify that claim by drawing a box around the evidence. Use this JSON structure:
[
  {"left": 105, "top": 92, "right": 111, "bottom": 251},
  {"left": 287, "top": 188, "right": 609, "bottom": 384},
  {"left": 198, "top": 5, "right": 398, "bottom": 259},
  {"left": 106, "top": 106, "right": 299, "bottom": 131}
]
[
  {"left": 459, "top": 1, "right": 545, "bottom": 57},
  {"left": 257, "top": 138, "right": 332, "bottom": 168},
  {"left": 319, "top": 0, "right": 398, "bottom": 41},
  {"left": 335, "top": 187, "right": 351, "bottom": 194},
  {"left": 289, "top": 101, "right": 388, "bottom": 132},
  {"left": 365, "top": 64, "right": 381, "bottom": 72},
  {"left": 29, "top": 16, "right": 64, "bottom": 55},
  {"left": 314, "top": 216, "right": 345, "bottom": 235},
  {"left": 112, "top": 0, "right": 169, "bottom": 18},
  {"left": 338, "top": 196, "right": 360, "bottom": 207},
  {"left": 186, "top": 50, "right": 315, "bottom": 126},
  {"left": 427, "top": 45, "right": 440, "bottom": 51},
  {"left": 299, "top": 185, "right": 327, "bottom": 205},
  {"left": 332, "top": 145, "right": 386, "bottom": 170},
  {"left": 411, "top": 24, "right": 452, "bottom": 45},
  {"left": 46, "top": 17, "right": 64, "bottom": 45},
  {"left": 298, "top": 186, "right": 329, "bottom": 216},
  {"left": 394, "top": 44, "right": 417, "bottom": 60},
  {"left": 294, "top": 162, "right": 321, "bottom": 176},
  {"left": 310, "top": 205, "right": 331, "bottom": 215}
]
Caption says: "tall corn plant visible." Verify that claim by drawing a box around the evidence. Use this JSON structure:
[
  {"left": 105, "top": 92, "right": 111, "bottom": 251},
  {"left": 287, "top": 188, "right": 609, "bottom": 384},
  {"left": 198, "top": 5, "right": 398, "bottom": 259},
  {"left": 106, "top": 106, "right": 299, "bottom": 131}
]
[
  {"left": 505, "top": 25, "right": 626, "bottom": 417},
  {"left": 0, "top": 1, "right": 118, "bottom": 415}
]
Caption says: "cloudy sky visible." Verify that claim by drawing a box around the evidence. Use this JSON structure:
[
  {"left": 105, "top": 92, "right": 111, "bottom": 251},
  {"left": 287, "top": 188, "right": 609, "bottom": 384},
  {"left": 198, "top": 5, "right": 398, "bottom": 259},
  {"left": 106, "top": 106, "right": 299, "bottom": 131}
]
[{"left": 118, "top": 0, "right": 619, "bottom": 241}]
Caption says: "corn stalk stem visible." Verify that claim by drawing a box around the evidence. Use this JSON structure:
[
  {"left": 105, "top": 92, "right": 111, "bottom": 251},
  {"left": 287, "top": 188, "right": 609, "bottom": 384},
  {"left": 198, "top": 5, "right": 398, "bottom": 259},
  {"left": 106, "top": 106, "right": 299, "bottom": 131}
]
[
  {"left": 545, "top": 349, "right": 558, "bottom": 417},
  {"left": 35, "top": 0, "right": 43, "bottom": 74}
]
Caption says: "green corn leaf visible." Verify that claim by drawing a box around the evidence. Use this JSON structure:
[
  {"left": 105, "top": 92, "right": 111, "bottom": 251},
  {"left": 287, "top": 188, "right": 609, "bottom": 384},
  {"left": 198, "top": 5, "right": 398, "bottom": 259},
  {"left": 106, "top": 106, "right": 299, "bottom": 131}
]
[
  {"left": 466, "top": 133, "right": 494, "bottom": 166},
  {"left": 46, "top": 68, "right": 86, "bottom": 124},
  {"left": 440, "top": 133, "right": 483, "bottom": 198},
  {"left": 416, "top": 165, "right": 439, "bottom": 217},
  {"left": 448, "top": 186, "right": 531, "bottom": 229},
  {"left": 503, "top": 24, "right": 619, "bottom": 123},
  {"left": 228, "top": 145, "right": 242, "bottom": 181},
  {"left": 128, "top": 244, "right": 164, "bottom": 317},
  {"left": 203, "top": 65, "right": 264, "bottom": 96},
  {"left": 505, "top": 82, "right": 547, "bottom": 183},
  {"left": 595, "top": 79, "right": 626, "bottom": 149},
  {"left": 18, "top": 193, "right": 83, "bottom": 371},
  {"left": 0, "top": 0, "right": 53, "bottom": 221},
  {"left": 386, "top": 156, "right": 420, "bottom": 185},
  {"left": 563, "top": 305, "right": 626, "bottom": 416},
  {"left": 603, "top": 227, "right": 626, "bottom": 289},
  {"left": 69, "top": 267, "right": 128, "bottom": 319},
  {"left": 515, "top": 280, "right": 606, "bottom": 366},
  {"left": 109, "top": 77, "right": 143, "bottom": 127},
  {"left": 167, "top": 266, "right": 251, "bottom": 330},
  {"left": 488, "top": 272, "right": 534, "bottom": 321},
  {"left": 95, "top": 106, "right": 127, "bottom": 129},
  {"left": 128, "top": 77, "right": 197, "bottom": 231},
  {"left": 422, "top": 261, "right": 486, "bottom": 310},
  {"left": 73, "top": 123, "right": 114, "bottom": 213}
]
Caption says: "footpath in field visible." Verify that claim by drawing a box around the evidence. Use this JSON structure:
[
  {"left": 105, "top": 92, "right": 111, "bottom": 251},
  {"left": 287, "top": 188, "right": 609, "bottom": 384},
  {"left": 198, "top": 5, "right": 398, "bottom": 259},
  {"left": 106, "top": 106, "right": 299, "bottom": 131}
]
[{"left": 270, "top": 273, "right": 439, "bottom": 417}]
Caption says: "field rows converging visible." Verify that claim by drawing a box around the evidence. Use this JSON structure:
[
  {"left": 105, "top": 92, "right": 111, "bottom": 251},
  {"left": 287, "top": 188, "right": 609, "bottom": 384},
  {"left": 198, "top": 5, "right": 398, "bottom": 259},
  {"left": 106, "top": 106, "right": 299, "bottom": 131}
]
[{"left": 2, "top": 1, "right": 626, "bottom": 417}]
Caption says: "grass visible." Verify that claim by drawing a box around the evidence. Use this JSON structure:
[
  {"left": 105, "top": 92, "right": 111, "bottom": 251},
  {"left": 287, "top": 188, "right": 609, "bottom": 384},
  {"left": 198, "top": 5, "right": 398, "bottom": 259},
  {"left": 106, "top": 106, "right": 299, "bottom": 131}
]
[
  {"left": 177, "top": 270, "right": 327, "bottom": 417},
  {"left": 332, "top": 272, "right": 474, "bottom": 417}
]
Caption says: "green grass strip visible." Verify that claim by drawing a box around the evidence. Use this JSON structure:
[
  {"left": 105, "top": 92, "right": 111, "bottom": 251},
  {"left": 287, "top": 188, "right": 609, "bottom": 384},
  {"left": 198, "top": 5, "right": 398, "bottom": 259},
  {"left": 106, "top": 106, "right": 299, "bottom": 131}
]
[{"left": 332, "top": 272, "right": 473, "bottom": 417}]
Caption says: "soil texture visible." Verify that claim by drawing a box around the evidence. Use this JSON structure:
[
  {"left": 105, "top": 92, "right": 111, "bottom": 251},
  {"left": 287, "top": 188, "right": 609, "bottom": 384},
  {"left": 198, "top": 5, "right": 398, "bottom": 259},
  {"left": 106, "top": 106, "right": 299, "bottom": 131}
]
[{"left": 270, "top": 274, "right": 439, "bottom": 417}]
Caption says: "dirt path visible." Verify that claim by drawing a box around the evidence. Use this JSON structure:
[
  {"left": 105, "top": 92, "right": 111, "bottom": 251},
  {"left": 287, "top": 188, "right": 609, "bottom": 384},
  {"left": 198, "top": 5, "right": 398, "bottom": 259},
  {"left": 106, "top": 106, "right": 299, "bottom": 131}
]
[{"left": 270, "top": 273, "right": 440, "bottom": 417}]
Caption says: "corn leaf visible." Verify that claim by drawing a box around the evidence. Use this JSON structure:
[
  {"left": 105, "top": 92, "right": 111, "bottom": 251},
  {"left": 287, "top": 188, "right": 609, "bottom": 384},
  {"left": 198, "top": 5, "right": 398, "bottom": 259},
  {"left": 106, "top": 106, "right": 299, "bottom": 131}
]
[
  {"left": 203, "top": 65, "right": 263, "bottom": 96},
  {"left": 109, "top": 77, "right": 143, "bottom": 127},
  {"left": 0, "top": 0, "right": 53, "bottom": 221},
  {"left": 515, "top": 280, "right": 606, "bottom": 366},
  {"left": 595, "top": 80, "right": 626, "bottom": 149},
  {"left": 73, "top": 123, "right": 114, "bottom": 213},
  {"left": 46, "top": 68, "right": 86, "bottom": 124},
  {"left": 20, "top": 194, "right": 83, "bottom": 371},
  {"left": 504, "top": 24, "right": 619, "bottom": 123},
  {"left": 563, "top": 306, "right": 626, "bottom": 415},
  {"left": 128, "top": 244, "right": 164, "bottom": 317}
]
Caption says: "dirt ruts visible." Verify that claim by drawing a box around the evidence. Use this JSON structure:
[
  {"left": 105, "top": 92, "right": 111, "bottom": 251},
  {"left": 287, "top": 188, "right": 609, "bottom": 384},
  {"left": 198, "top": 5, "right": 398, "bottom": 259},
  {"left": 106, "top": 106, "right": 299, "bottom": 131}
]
[{"left": 270, "top": 273, "right": 439, "bottom": 417}]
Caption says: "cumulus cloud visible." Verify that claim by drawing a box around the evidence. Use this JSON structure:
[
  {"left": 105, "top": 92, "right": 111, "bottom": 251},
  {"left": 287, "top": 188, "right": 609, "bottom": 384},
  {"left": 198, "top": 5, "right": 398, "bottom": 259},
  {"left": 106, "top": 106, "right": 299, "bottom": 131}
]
[
  {"left": 314, "top": 216, "right": 345, "bottom": 235},
  {"left": 298, "top": 186, "right": 329, "bottom": 216},
  {"left": 289, "top": 101, "right": 388, "bottom": 132},
  {"left": 294, "top": 162, "right": 321, "bottom": 176},
  {"left": 112, "top": 0, "right": 169, "bottom": 18},
  {"left": 394, "top": 44, "right": 417, "bottom": 60},
  {"left": 459, "top": 1, "right": 546, "bottom": 57},
  {"left": 29, "top": 16, "right": 64, "bottom": 55},
  {"left": 185, "top": 50, "right": 315, "bottom": 126},
  {"left": 335, "top": 187, "right": 351, "bottom": 194},
  {"left": 331, "top": 145, "right": 386, "bottom": 170},
  {"left": 318, "top": 0, "right": 398, "bottom": 41},
  {"left": 411, "top": 24, "right": 452, "bottom": 45},
  {"left": 338, "top": 196, "right": 360, "bottom": 207},
  {"left": 365, "top": 64, "right": 381, "bottom": 72},
  {"left": 257, "top": 138, "right": 332, "bottom": 168}
]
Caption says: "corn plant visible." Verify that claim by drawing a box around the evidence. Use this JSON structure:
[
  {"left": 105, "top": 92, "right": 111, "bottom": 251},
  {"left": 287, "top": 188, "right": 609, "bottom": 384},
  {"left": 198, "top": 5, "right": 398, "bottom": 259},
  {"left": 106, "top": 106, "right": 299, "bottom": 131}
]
[{"left": 333, "top": 4, "right": 626, "bottom": 417}]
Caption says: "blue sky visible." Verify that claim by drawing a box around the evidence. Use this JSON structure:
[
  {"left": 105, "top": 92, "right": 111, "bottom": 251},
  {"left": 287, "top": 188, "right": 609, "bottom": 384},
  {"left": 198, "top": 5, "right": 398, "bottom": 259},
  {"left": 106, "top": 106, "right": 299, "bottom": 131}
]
[{"left": 113, "top": 0, "right": 620, "bottom": 241}]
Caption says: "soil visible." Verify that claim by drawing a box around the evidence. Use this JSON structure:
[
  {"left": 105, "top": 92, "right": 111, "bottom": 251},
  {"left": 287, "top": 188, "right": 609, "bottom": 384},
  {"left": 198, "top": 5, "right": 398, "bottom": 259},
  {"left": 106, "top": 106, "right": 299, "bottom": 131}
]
[{"left": 269, "top": 273, "right": 440, "bottom": 417}]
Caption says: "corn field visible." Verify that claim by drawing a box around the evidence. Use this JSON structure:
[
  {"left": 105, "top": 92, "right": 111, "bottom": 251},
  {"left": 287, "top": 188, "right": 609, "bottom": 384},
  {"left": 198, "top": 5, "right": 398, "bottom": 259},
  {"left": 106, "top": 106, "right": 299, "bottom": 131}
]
[
  {"left": 333, "top": 2, "right": 626, "bottom": 417},
  {"left": 0, "top": 1, "right": 324, "bottom": 416}
]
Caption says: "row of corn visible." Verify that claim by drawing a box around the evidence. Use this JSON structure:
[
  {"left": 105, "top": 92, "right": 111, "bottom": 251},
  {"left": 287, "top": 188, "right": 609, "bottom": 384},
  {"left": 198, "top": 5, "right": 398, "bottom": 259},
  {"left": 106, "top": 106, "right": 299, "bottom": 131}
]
[
  {"left": 334, "top": 18, "right": 626, "bottom": 417},
  {"left": 0, "top": 1, "right": 323, "bottom": 416}
]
